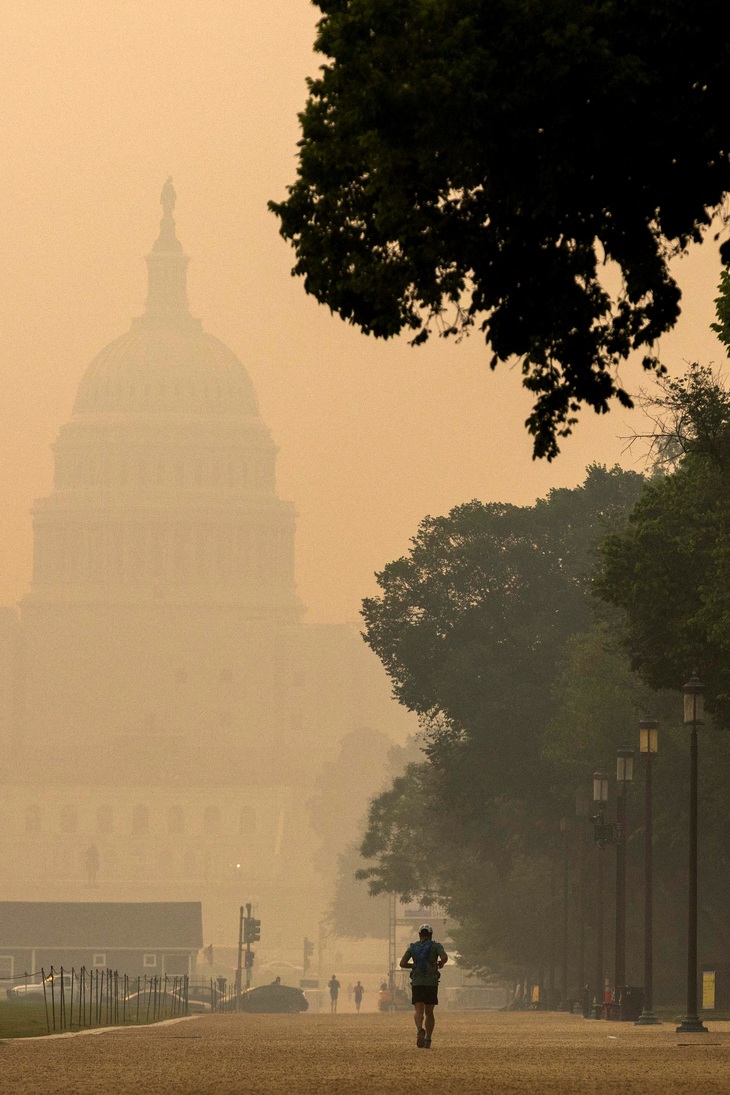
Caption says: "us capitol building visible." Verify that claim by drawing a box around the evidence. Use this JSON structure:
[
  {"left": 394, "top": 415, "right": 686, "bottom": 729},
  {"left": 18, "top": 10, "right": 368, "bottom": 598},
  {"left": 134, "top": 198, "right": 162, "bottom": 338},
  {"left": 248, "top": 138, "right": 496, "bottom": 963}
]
[{"left": 0, "top": 181, "right": 411, "bottom": 961}]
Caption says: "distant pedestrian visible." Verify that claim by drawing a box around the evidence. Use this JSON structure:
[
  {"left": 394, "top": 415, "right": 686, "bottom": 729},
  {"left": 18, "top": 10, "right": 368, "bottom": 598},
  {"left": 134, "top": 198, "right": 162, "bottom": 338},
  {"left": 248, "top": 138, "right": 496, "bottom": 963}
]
[
  {"left": 400, "top": 923, "right": 448, "bottom": 1049},
  {"left": 354, "top": 980, "right": 365, "bottom": 1012},
  {"left": 328, "top": 973, "right": 341, "bottom": 1013}
]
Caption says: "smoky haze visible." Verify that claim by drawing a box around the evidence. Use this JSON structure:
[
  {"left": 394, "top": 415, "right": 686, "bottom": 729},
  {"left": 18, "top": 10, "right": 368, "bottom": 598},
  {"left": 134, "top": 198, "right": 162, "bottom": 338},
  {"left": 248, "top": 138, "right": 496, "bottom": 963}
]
[
  {"left": 0, "top": 1, "right": 726, "bottom": 991},
  {"left": 0, "top": 1, "right": 725, "bottom": 623}
]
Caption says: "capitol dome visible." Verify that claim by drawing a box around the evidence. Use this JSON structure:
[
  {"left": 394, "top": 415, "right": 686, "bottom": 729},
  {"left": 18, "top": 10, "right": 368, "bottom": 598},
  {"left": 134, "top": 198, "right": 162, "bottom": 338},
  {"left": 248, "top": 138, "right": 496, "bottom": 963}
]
[
  {"left": 73, "top": 177, "right": 260, "bottom": 421},
  {"left": 27, "top": 181, "right": 298, "bottom": 617},
  {"left": 73, "top": 327, "right": 261, "bottom": 419}
]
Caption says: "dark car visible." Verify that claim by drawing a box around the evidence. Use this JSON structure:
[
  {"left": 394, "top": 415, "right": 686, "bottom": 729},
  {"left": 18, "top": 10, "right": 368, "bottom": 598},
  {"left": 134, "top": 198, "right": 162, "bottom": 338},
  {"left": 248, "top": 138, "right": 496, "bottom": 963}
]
[{"left": 239, "top": 981, "right": 308, "bottom": 1014}]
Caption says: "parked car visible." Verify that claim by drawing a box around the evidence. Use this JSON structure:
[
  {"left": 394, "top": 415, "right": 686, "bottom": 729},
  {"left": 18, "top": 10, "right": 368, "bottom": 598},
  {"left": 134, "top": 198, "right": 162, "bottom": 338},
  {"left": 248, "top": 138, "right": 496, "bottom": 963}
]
[
  {"left": 8, "top": 975, "right": 73, "bottom": 1000},
  {"left": 171, "top": 982, "right": 218, "bottom": 1012},
  {"left": 239, "top": 981, "right": 308, "bottom": 1013}
]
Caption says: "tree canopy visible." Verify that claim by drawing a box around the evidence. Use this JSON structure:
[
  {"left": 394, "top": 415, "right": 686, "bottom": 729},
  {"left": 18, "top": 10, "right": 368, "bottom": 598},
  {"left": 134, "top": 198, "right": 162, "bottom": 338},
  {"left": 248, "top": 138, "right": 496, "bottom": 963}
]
[
  {"left": 271, "top": 0, "right": 730, "bottom": 458},
  {"left": 357, "top": 466, "right": 646, "bottom": 978},
  {"left": 598, "top": 365, "right": 730, "bottom": 725}
]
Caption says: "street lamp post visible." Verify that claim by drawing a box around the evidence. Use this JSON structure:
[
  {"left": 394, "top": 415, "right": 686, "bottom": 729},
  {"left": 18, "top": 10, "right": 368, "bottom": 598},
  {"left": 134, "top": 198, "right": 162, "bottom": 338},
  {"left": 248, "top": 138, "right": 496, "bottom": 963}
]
[
  {"left": 636, "top": 718, "right": 660, "bottom": 1025},
  {"left": 592, "top": 771, "right": 610, "bottom": 1017},
  {"left": 559, "top": 816, "right": 570, "bottom": 1010},
  {"left": 614, "top": 746, "right": 634, "bottom": 1014},
  {"left": 576, "top": 793, "right": 590, "bottom": 1014},
  {"left": 677, "top": 673, "right": 709, "bottom": 1034}
]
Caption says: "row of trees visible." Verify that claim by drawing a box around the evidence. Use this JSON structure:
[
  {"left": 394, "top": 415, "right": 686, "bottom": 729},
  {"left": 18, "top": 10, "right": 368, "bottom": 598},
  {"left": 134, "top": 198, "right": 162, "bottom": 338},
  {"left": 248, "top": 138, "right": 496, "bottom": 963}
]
[{"left": 348, "top": 362, "right": 730, "bottom": 998}]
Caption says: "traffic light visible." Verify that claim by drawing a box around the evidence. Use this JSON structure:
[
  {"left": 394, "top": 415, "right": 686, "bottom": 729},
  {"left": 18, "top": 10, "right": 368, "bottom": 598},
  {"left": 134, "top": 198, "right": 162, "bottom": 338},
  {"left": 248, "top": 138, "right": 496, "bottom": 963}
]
[
  {"left": 245, "top": 951, "right": 255, "bottom": 967},
  {"left": 303, "top": 936, "right": 314, "bottom": 975},
  {"left": 244, "top": 917, "right": 261, "bottom": 944}
]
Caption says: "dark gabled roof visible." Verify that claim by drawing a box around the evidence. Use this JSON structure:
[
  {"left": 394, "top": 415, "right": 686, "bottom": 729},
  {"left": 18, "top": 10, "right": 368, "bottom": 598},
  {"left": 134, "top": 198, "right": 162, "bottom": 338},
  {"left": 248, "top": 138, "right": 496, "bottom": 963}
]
[{"left": 0, "top": 902, "right": 203, "bottom": 950}]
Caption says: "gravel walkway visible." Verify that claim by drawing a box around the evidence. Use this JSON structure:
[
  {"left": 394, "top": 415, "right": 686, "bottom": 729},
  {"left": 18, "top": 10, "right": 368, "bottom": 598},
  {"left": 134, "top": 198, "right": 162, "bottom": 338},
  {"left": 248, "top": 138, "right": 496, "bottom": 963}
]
[{"left": 2, "top": 1009, "right": 730, "bottom": 1094}]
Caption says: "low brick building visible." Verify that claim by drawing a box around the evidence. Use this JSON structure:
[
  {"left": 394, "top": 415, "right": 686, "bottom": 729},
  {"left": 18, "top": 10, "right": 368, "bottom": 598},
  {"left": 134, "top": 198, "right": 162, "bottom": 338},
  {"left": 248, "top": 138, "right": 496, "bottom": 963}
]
[{"left": 0, "top": 901, "right": 203, "bottom": 981}]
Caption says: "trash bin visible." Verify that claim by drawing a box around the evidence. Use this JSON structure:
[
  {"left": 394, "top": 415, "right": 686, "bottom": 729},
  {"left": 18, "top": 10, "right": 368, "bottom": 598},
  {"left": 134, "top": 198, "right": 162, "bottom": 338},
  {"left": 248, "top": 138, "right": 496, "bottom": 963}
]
[{"left": 620, "top": 986, "right": 644, "bottom": 1021}]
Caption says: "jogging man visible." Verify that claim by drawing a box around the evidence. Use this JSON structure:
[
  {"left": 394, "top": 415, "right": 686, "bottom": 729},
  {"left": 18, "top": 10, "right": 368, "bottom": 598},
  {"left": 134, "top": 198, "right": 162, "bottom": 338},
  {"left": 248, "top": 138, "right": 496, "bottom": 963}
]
[
  {"left": 328, "top": 973, "right": 341, "bottom": 1013},
  {"left": 400, "top": 923, "right": 448, "bottom": 1048}
]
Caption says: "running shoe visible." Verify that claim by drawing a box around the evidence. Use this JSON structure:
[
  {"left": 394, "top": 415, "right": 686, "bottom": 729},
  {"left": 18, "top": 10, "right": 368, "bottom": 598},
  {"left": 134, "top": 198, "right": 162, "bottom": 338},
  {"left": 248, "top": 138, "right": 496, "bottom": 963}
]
[
  {"left": 424, "top": 1038, "right": 432, "bottom": 1049},
  {"left": 416, "top": 1027, "right": 426, "bottom": 1048}
]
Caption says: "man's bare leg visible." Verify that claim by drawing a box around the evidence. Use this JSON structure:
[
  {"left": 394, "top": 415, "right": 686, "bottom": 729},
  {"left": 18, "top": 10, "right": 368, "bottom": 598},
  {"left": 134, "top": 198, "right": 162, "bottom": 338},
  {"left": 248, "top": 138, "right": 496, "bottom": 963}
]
[
  {"left": 424, "top": 1003, "right": 435, "bottom": 1038},
  {"left": 414, "top": 1001, "right": 425, "bottom": 1030}
]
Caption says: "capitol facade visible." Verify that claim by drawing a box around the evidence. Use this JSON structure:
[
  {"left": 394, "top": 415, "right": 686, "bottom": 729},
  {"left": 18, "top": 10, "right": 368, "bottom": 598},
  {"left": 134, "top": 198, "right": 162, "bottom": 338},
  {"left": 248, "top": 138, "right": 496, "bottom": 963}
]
[{"left": 0, "top": 183, "right": 410, "bottom": 973}]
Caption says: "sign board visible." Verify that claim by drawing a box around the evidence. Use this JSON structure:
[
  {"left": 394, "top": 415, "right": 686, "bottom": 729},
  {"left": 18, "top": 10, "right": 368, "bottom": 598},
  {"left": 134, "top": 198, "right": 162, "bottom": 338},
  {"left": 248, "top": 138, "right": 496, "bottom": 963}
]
[
  {"left": 402, "top": 903, "right": 447, "bottom": 920},
  {"left": 702, "top": 971, "right": 716, "bottom": 1009}
]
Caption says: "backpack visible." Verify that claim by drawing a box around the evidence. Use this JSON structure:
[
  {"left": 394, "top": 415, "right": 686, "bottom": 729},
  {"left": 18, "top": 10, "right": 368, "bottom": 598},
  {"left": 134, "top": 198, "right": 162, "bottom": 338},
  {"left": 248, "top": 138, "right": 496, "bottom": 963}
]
[{"left": 410, "top": 939, "right": 439, "bottom": 980}]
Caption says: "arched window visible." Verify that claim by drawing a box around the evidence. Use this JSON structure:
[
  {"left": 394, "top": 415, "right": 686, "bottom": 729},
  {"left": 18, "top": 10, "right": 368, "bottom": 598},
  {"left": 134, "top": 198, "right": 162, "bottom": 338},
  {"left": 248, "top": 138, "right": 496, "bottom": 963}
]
[
  {"left": 168, "top": 805, "right": 185, "bottom": 834},
  {"left": 96, "top": 804, "right": 114, "bottom": 833},
  {"left": 131, "top": 804, "right": 150, "bottom": 835},
  {"left": 204, "top": 805, "right": 221, "bottom": 835},
  {"left": 239, "top": 807, "right": 256, "bottom": 837}
]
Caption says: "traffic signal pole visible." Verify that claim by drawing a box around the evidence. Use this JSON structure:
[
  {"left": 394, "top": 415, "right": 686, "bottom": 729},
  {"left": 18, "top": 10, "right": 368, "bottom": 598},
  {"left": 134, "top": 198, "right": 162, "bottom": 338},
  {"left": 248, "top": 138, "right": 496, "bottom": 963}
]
[
  {"left": 303, "top": 936, "right": 314, "bottom": 979},
  {"left": 235, "top": 905, "right": 244, "bottom": 1001},
  {"left": 245, "top": 902, "right": 253, "bottom": 990},
  {"left": 242, "top": 904, "right": 261, "bottom": 990}
]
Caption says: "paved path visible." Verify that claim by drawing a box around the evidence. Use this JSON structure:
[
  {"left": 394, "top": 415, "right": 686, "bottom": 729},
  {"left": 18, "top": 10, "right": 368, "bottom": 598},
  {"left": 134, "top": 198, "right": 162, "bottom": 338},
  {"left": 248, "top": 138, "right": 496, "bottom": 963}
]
[{"left": 3, "top": 1010, "right": 730, "bottom": 1094}]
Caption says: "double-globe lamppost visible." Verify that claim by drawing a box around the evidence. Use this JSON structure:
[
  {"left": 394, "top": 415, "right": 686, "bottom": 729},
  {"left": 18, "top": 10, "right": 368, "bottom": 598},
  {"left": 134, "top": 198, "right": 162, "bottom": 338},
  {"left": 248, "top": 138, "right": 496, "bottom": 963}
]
[
  {"left": 592, "top": 770, "right": 610, "bottom": 1015},
  {"left": 635, "top": 718, "right": 660, "bottom": 1025},
  {"left": 676, "top": 673, "right": 709, "bottom": 1034},
  {"left": 614, "top": 746, "right": 634, "bottom": 1013},
  {"left": 575, "top": 793, "right": 590, "bottom": 1014}
]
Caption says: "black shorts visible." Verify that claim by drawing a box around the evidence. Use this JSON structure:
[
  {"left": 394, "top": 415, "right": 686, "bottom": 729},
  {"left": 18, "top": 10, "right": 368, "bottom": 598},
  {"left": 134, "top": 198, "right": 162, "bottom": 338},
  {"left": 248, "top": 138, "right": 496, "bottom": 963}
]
[{"left": 412, "top": 984, "right": 438, "bottom": 1006}]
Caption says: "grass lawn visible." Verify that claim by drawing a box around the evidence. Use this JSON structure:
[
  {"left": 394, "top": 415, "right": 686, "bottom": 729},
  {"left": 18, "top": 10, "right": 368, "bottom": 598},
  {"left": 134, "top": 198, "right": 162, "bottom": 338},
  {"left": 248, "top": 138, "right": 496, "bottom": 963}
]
[
  {"left": 0, "top": 1000, "right": 53, "bottom": 1038},
  {"left": 0, "top": 997, "right": 183, "bottom": 1038}
]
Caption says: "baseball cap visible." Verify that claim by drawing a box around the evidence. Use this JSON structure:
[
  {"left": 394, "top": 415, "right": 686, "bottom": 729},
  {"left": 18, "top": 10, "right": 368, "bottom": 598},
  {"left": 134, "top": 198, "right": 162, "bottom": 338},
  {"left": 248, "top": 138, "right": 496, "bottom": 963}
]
[{"left": 419, "top": 923, "right": 433, "bottom": 934}]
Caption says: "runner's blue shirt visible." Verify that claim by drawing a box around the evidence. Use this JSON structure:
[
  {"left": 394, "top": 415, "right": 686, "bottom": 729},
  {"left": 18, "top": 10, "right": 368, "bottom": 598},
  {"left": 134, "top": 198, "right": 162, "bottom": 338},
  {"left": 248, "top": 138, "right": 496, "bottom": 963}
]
[{"left": 401, "top": 940, "right": 447, "bottom": 986}]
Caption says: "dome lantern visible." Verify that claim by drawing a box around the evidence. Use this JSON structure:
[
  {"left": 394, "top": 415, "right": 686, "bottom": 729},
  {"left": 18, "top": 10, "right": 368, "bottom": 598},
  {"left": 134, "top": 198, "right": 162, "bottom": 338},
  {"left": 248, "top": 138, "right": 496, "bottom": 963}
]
[{"left": 144, "top": 177, "right": 191, "bottom": 326}]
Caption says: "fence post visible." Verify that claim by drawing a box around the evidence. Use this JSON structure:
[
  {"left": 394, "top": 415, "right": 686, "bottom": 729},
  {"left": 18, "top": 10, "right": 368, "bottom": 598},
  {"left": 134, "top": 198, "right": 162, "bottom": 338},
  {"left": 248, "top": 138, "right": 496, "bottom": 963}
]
[
  {"left": 41, "top": 967, "right": 50, "bottom": 1034},
  {"left": 50, "top": 967, "right": 56, "bottom": 1033}
]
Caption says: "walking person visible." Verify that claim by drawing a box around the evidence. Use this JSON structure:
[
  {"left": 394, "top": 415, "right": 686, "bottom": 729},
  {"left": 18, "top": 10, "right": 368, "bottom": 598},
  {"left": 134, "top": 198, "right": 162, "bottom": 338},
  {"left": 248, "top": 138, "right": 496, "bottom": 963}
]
[
  {"left": 353, "top": 980, "right": 365, "bottom": 1012},
  {"left": 400, "top": 923, "right": 448, "bottom": 1049},
  {"left": 328, "top": 973, "right": 341, "bottom": 1013}
]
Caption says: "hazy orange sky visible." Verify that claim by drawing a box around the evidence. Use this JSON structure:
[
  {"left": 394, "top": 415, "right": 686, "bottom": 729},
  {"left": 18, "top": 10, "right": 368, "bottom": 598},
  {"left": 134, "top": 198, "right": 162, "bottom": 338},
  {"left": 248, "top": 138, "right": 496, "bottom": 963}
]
[{"left": 0, "top": 1, "right": 727, "bottom": 624}]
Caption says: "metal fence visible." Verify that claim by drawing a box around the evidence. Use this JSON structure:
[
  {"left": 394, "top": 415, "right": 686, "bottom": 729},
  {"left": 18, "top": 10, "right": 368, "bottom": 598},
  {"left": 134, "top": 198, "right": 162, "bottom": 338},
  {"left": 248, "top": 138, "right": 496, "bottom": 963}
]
[{"left": 5, "top": 967, "right": 190, "bottom": 1033}]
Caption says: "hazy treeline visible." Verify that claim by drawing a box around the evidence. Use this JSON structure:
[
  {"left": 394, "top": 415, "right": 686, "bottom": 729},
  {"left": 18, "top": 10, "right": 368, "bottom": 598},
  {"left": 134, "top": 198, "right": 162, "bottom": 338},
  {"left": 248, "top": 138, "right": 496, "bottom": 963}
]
[{"left": 351, "top": 357, "right": 730, "bottom": 1002}]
